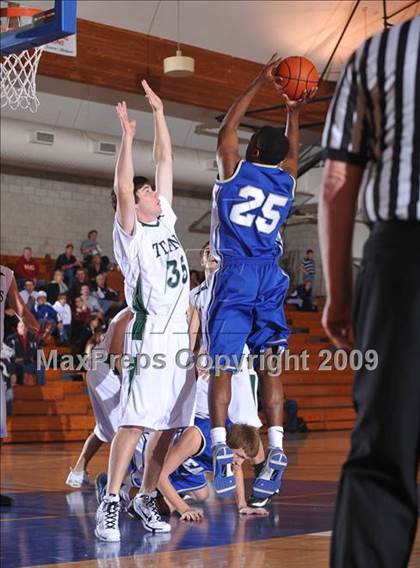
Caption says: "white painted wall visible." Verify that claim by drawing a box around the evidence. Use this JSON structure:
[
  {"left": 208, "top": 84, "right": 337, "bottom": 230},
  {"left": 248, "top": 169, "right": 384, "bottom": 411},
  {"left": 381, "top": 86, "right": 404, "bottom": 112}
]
[{"left": 0, "top": 171, "right": 211, "bottom": 270}]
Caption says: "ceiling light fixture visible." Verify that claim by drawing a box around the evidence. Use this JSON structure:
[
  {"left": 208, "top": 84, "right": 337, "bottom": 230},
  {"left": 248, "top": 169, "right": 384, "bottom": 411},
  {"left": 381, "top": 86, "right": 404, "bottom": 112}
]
[{"left": 163, "top": 0, "right": 194, "bottom": 77}]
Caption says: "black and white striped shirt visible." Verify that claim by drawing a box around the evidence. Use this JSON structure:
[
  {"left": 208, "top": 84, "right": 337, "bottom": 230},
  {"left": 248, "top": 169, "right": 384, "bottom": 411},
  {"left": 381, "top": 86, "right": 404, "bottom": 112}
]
[{"left": 322, "top": 16, "right": 420, "bottom": 222}]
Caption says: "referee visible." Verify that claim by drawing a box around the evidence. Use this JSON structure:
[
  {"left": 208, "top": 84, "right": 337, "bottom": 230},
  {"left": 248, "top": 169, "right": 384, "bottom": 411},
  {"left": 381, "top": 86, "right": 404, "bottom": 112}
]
[{"left": 319, "top": 16, "right": 419, "bottom": 568}]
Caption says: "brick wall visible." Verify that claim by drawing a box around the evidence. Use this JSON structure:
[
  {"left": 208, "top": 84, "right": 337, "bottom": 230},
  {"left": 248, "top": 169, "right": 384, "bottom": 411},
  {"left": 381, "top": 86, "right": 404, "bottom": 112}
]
[{"left": 0, "top": 170, "right": 211, "bottom": 270}]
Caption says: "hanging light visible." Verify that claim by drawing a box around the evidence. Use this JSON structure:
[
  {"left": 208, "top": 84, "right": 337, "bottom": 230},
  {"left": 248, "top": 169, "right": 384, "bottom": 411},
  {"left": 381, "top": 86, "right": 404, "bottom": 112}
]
[{"left": 163, "top": 0, "right": 195, "bottom": 77}]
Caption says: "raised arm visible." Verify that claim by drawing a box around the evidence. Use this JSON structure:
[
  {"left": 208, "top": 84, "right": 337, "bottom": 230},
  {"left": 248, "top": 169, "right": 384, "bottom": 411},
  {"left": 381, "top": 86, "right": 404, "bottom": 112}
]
[
  {"left": 280, "top": 89, "right": 317, "bottom": 181},
  {"left": 217, "top": 54, "right": 282, "bottom": 180},
  {"left": 114, "top": 102, "right": 137, "bottom": 235},
  {"left": 142, "top": 80, "right": 173, "bottom": 205}
]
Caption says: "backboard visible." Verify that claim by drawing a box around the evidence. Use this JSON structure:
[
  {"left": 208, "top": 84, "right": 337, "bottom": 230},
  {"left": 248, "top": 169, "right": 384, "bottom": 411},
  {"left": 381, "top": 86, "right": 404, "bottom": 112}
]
[{"left": 0, "top": 0, "right": 76, "bottom": 55}]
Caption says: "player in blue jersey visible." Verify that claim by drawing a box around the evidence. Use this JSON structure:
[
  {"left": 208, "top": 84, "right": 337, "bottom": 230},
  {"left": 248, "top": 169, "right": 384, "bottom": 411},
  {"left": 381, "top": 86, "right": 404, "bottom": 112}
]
[{"left": 208, "top": 54, "right": 315, "bottom": 499}]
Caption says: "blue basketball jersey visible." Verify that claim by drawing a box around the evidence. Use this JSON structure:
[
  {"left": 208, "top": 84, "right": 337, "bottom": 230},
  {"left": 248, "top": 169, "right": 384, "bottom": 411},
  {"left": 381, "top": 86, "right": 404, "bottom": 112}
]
[{"left": 210, "top": 160, "right": 295, "bottom": 261}]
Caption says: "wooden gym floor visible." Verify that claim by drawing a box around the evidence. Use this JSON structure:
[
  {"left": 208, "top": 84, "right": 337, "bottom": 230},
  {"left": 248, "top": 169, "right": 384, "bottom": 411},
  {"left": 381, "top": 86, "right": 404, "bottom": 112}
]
[{"left": 1, "top": 431, "right": 419, "bottom": 567}]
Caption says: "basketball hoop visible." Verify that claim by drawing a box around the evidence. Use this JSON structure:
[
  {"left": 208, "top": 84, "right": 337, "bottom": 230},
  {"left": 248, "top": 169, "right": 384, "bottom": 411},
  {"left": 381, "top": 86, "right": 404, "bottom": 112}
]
[{"left": 1, "top": 6, "right": 44, "bottom": 112}]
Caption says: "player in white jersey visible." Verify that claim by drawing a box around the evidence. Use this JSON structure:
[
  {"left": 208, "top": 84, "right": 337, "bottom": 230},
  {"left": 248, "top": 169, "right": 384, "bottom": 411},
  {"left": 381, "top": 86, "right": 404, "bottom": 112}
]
[
  {"left": 190, "top": 242, "right": 262, "bottom": 431},
  {"left": 65, "top": 308, "right": 134, "bottom": 488},
  {"left": 95, "top": 82, "right": 196, "bottom": 541},
  {"left": 1, "top": 266, "right": 40, "bottom": 506}
]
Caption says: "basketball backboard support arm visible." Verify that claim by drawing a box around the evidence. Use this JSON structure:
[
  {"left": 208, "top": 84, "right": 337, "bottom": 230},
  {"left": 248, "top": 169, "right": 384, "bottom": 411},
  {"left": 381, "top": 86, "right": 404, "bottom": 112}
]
[{"left": 0, "top": 0, "right": 76, "bottom": 55}]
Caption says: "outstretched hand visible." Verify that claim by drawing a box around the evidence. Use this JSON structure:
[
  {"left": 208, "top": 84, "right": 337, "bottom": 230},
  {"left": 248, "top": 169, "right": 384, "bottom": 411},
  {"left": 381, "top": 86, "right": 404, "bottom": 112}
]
[
  {"left": 180, "top": 508, "right": 204, "bottom": 522},
  {"left": 277, "top": 87, "right": 318, "bottom": 110},
  {"left": 142, "top": 79, "right": 163, "bottom": 113},
  {"left": 238, "top": 506, "right": 269, "bottom": 517},
  {"left": 116, "top": 101, "right": 136, "bottom": 138},
  {"left": 257, "top": 53, "right": 283, "bottom": 85}
]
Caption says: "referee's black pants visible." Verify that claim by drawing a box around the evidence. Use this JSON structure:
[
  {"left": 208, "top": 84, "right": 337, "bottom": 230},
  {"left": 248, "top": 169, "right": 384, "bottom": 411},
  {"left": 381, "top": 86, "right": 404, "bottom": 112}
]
[{"left": 331, "top": 221, "right": 420, "bottom": 568}]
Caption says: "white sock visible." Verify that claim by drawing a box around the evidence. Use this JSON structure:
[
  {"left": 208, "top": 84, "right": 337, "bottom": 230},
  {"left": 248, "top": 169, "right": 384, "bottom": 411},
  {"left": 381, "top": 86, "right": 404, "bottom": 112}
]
[
  {"left": 105, "top": 493, "right": 120, "bottom": 502},
  {"left": 139, "top": 490, "right": 157, "bottom": 499},
  {"left": 267, "top": 426, "right": 284, "bottom": 450},
  {"left": 210, "top": 427, "right": 226, "bottom": 447}
]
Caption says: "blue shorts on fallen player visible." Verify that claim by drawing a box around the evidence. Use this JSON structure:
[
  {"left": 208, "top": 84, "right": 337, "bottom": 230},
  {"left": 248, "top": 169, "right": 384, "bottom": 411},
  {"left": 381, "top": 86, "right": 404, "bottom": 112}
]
[{"left": 207, "top": 259, "right": 290, "bottom": 366}]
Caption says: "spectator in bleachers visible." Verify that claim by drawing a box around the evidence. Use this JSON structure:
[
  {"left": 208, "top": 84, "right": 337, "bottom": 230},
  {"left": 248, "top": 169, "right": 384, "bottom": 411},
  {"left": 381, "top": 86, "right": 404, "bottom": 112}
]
[
  {"left": 19, "top": 279, "right": 39, "bottom": 311},
  {"left": 55, "top": 244, "right": 80, "bottom": 285},
  {"left": 53, "top": 293, "right": 72, "bottom": 341},
  {"left": 87, "top": 254, "right": 103, "bottom": 285},
  {"left": 80, "top": 284, "right": 104, "bottom": 319},
  {"left": 91, "top": 273, "right": 120, "bottom": 316},
  {"left": 80, "top": 230, "right": 109, "bottom": 271},
  {"left": 287, "top": 281, "right": 317, "bottom": 312},
  {"left": 5, "top": 321, "right": 45, "bottom": 385},
  {"left": 14, "top": 247, "right": 40, "bottom": 290},
  {"left": 32, "top": 291, "right": 58, "bottom": 326},
  {"left": 297, "top": 249, "right": 316, "bottom": 285},
  {"left": 75, "top": 315, "right": 101, "bottom": 355},
  {"left": 84, "top": 328, "right": 105, "bottom": 356},
  {"left": 46, "top": 270, "right": 69, "bottom": 305},
  {"left": 70, "top": 268, "right": 89, "bottom": 301},
  {"left": 72, "top": 296, "right": 91, "bottom": 338}
]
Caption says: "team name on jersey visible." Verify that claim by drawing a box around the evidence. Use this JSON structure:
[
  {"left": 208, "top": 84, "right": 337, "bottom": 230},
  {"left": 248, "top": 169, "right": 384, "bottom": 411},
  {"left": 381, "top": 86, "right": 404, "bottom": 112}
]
[{"left": 152, "top": 234, "right": 182, "bottom": 258}]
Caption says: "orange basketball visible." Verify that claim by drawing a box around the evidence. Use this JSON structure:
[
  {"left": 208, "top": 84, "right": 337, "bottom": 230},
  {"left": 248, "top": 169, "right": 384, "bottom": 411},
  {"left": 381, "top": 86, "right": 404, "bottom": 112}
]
[{"left": 274, "top": 56, "right": 319, "bottom": 100}]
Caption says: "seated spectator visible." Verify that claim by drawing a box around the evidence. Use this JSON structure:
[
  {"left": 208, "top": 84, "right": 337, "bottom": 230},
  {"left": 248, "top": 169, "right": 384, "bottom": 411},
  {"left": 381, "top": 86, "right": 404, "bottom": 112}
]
[
  {"left": 53, "top": 293, "right": 72, "bottom": 344},
  {"left": 80, "top": 230, "right": 109, "bottom": 270},
  {"left": 32, "top": 291, "right": 58, "bottom": 326},
  {"left": 288, "top": 281, "right": 317, "bottom": 312},
  {"left": 75, "top": 315, "right": 100, "bottom": 355},
  {"left": 87, "top": 254, "right": 103, "bottom": 284},
  {"left": 46, "top": 270, "right": 69, "bottom": 305},
  {"left": 14, "top": 247, "right": 40, "bottom": 290},
  {"left": 85, "top": 328, "right": 105, "bottom": 356},
  {"left": 72, "top": 296, "right": 91, "bottom": 338},
  {"left": 19, "top": 279, "right": 39, "bottom": 311},
  {"left": 5, "top": 321, "right": 45, "bottom": 385},
  {"left": 70, "top": 268, "right": 89, "bottom": 300},
  {"left": 80, "top": 284, "right": 104, "bottom": 319},
  {"left": 91, "top": 273, "right": 119, "bottom": 315},
  {"left": 55, "top": 244, "right": 80, "bottom": 285}
]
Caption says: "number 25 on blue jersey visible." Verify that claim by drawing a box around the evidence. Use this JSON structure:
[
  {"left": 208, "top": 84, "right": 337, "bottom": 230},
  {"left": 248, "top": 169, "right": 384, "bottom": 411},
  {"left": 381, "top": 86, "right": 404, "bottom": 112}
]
[{"left": 229, "top": 186, "right": 288, "bottom": 234}]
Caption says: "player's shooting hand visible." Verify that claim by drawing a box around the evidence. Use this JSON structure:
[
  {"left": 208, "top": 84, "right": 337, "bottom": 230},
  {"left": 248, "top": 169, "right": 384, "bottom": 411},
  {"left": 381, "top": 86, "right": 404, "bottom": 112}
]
[
  {"left": 141, "top": 80, "right": 164, "bottom": 113},
  {"left": 238, "top": 506, "right": 269, "bottom": 517},
  {"left": 257, "top": 53, "right": 283, "bottom": 85},
  {"left": 322, "top": 300, "right": 353, "bottom": 351},
  {"left": 116, "top": 101, "right": 136, "bottom": 138},
  {"left": 277, "top": 87, "right": 318, "bottom": 110},
  {"left": 180, "top": 508, "right": 204, "bottom": 522}
]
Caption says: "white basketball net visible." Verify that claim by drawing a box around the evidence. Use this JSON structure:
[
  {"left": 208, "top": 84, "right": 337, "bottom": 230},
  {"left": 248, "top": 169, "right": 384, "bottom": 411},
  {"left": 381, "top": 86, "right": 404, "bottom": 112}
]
[{"left": 1, "top": 46, "right": 44, "bottom": 112}]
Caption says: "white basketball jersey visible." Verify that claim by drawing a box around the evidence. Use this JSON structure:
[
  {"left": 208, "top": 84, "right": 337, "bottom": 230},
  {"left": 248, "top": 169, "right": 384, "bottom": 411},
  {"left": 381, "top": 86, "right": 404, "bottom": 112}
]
[
  {"left": 0, "top": 266, "right": 13, "bottom": 346},
  {"left": 113, "top": 196, "right": 190, "bottom": 319}
]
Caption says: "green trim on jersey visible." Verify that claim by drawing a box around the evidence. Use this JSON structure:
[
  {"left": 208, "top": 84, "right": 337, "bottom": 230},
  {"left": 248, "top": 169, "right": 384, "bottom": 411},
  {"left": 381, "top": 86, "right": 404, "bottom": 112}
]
[
  {"left": 128, "top": 274, "right": 149, "bottom": 394},
  {"left": 140, "top": 219, "right": 160, "bottom": 227}
]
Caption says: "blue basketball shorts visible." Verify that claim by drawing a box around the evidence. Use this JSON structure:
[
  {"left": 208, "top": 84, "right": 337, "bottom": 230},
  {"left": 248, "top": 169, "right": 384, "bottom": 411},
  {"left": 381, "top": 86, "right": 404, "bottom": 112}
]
[{"left": 206, "top": 258, "right": 290, "bottom": 368}]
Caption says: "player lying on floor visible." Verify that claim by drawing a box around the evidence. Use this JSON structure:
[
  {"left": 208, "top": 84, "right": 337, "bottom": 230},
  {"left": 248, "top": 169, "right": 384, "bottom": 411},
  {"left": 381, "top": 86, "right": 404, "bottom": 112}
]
[{"left": 154, "top": 419, "right": 269, "bottom": 520}]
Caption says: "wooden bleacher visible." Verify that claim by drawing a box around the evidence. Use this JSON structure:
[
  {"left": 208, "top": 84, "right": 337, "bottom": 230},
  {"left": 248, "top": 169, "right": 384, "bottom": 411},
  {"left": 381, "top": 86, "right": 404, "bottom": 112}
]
[
  {"left": 1, "top": 252, "right": 354, "bottom": 440},
  {"left": 4, "top": 303, "right": 355, "bottom": 443}
]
